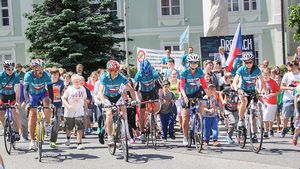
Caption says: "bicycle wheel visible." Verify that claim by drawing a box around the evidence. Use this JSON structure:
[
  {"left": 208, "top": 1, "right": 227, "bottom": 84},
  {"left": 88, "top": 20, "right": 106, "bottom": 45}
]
[
  {"left": 37, "top": 122, "right": 44, "bottom": 162},
  {"left": 236, "top": 117, "right": 247, "bottom": 149},
  {"left": 3, "top": 118, "right": 12, "bottom": 154},
  {"left": 108, "top": 123, "right": 117, "bottom": 155},
  {"left": 121, "top": 118, "right": 129, "bottom": 162},
  {"left": 151, "top": 113, "right": 157, "bottom": 150},
  {"left": 249, "top": 108, "right": 264, "bottom": 153},
  {"left": 194, "top": 115, "right": 203, "bottom": 152}
]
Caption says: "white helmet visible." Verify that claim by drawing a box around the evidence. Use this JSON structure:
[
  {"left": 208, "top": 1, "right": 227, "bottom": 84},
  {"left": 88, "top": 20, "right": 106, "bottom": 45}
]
[
  {"left": 3, "top": 60, "right": 15, "bottom": 69},
  {"left": 242, "top": 52, "right": 254, "bottom": 61},
  {"left": 187, "top": 53, "right": 200, "bottom": 62}
]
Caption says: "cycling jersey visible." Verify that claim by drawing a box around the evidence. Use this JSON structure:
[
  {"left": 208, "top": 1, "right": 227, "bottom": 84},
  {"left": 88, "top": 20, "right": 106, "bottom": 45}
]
[
  {"left": 0, "top": 71, "right": 20, "bottom": 95},
  {"left": 24, "top": 70, "right": 52, "bottom": 95},
  {"left": 134, "top": 69, "right": 160, "bottom": 92},
  {"left": 161, "top": 56, "right": 171, "bottom": 65},
  {"left": 100, "top": 72, "right": 128, "bottom": 97},
  {"left": 180, "top": 67, "right": 207, "bottom": 95},
  {"left": 236, "top": 65, "right": 261, "bottom": 92}
]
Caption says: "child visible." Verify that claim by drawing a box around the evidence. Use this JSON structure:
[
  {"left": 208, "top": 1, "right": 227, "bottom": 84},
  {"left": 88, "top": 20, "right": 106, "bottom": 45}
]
[
  {"left": 202, "top": 84, "right": 220, "bottom": 146},
  {"left": 159, "top": 80, "right": 176, "bottom": 141},
  {"left": 260, "top": 68, "right": 280, "bottom": 137},
  {"left": 62, "top": 74, "right": 88, "bottom": 150},
  {"left": 292, "top": 83, "right": 300, "bottom": 145},
  {"left": 49, "top": 67, "right": 65, "bottom": 148},
  {"left": 274, "top": 74, "right": 283, "bottom": 133},
  {"left": 220, "top": 83, "right": 239, "bottom": 144}
]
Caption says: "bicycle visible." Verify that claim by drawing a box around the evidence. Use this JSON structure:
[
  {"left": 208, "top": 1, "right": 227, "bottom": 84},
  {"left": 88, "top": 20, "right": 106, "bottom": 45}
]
[
  {"left": 236, "top": 91, "right": 264, "bottom": 153},
  {"left": 103, "top": 101, "right": 133, "bottom": 162},
  {"left": 1, "top": 102, "right": 17, "bottom": 155},
  {"left": 28, "top": 102, "right": 55, "bottom": 162},
  {"left": 187, "top": 98, "right": 205, "bottom": 153},
  {"left": 140, "top": 99, "right": 160, "bottom": 150}
]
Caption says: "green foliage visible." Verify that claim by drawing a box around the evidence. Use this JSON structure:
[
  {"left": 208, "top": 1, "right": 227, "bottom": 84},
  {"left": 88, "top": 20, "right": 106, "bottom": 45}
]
[
  {"left": 25, "top": 0, "right": 126, "bottom": 72},
  {"left": 288, "top": 4, "right": 300, "bottom": 42}
]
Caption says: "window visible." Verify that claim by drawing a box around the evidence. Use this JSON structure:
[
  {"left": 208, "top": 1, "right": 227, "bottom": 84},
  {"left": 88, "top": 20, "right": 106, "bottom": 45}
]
[
  {"left": 164, "top": 45, "right": 179, "bottom": 51},
  {"left": 0, "top": 53, "right": 12, "bottom": 70},
  {"left": 243, "top": 0, "right": 256, "bottom": 11},
  {"left": 0, "top": 0, "right": 9, "bottom": 26},
  {"left": 161, "top": 0, "right": 180, "bottom": 16},
  {"left": 228, "top": 0, "right": 239, "bottom": 12}
]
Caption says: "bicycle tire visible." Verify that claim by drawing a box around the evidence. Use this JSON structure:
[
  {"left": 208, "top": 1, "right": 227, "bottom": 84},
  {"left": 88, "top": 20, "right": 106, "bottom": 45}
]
[
  {"left": 3, "top": 118, "right": 12, "bottom": 154},
  {"left": 121, "top": 118, "right": 129, "bottom": 162},
  {"left": 194, "top": 115, "right": 203, "bottom": 153},
  {"left": 108, "top": 123, "right": 117, "bottom": 155},
  {"left": 151, "top": 113, "right": 157, "bottom": 150},
  {"left": 249, "top": 108, "right": 264, "bottom": 153},
  {"left": 38, "top": 122, "right": 43, "bottom": 162},
  {"left": 237, "top": 116, "right": 247, "bottom": 149}
]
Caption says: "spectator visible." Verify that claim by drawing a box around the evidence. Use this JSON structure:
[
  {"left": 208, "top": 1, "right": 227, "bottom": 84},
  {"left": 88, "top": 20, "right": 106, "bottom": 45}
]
[
  {"left": 15, "top": 63, "right": 25, "bottom": 80},
  {"left": 213, "top": 60, "right": 224, "bottom": 80},
  {"left": 161, "top": 49, "right": 172, "bottom": 71},
  {"left": 163, "top": 57, "right": 180, "bottom": 80},
  {"left": 293, "top": 46, "right": 300, "bottom": 62},
  {"left": 214, "top": 46, "right": 228, "bottom": 68},
  {"left": 76, "top": 64, "right": 88, "bottom": 81},
  {"left": 260, "top": 59, "right": 269, "bottom": 70},
  {"left": 181, "top": 47, "right": 193, "bottom": 70},
  {"left": 274, "top": 73, "right": 283, "bottom": 133},
  {"left": 203, "top": 60, "right": 220, "bottom": 91}
]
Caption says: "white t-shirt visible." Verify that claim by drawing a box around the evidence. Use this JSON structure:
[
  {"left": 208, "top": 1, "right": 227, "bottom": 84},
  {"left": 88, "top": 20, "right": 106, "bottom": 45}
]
[
  {"left": 282, "top": 71, "right": 300, "bottom": 102},
  {"left": 63, "top": 85, "right": 87, "bottom": 117}
]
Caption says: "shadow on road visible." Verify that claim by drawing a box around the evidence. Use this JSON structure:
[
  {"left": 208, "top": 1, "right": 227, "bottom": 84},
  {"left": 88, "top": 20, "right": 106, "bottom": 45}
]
[{"left": 126, "top": 153, "right": 174, "bottom": 164}]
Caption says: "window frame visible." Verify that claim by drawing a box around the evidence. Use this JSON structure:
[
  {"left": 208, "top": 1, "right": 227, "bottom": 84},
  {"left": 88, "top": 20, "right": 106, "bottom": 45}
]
[
  {"left": 0, "top": 0, "right": 12, "bottom": 28},
  {"left": 228, "top": 0, "right": 240, "bottom": 12},
  {"left": 160, "top": 0, "right": 181, "bottom": 17},
  {"left": 243, "top": 0, "right": 257, "bottom": 11}
]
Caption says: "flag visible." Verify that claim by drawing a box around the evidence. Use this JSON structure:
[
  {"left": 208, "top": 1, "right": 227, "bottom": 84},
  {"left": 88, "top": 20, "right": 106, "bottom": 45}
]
[
  {"left": 226, "top": 23, "right": 242, "bottom": 72},
  {"left": 179, "top": 26, "right": 189, "bottom": 50}
]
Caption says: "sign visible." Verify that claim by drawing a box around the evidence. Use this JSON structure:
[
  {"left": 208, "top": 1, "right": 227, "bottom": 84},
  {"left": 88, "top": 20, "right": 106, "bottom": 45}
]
[
  {"left": 136, "top": 47, "right": 185, "bottom": 71},
  {"left": 200, "top": 35, "right": 255, "bottom": 62}
]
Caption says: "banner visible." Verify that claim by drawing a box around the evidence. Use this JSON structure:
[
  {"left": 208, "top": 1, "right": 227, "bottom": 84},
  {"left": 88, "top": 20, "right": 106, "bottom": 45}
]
[
  {"left": 136, "top": 47, "right": 185, "bottom": 71},
  {"left": 199, "top": 35, "right": 255, "bottom": 62}
]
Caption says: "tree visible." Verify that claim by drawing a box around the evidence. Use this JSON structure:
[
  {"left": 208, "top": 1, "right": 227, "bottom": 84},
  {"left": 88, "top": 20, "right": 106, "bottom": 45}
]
[
  {"left": 25, "top": 0, "right": 126, "bottom": 72},
  {"left": 288, "top": 4, "right": 300, "bottom": 42}
]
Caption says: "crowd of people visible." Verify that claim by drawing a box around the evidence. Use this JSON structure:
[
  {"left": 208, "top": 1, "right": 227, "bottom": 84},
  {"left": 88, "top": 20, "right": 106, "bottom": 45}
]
[{"left": 0, "top": 45, "right": 299, "bottom": 154}]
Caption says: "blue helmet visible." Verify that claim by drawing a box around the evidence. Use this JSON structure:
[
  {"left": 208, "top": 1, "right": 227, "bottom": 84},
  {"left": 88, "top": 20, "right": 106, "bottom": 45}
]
[{"left": 140, "top": 59, "right": 152, "bottom": 76}]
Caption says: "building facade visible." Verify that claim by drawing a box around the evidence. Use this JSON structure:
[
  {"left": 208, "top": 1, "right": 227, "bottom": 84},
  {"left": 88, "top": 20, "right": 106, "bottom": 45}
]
[{"left": 0, "top": 0, "right": 299, "bottom": 69}]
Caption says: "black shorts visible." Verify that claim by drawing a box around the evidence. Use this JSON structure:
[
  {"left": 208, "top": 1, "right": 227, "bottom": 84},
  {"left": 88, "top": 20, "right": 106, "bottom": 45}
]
[
  {"left": 140, "top": 89, "right": 159, "bottom": 108},
  {"left": 182, "top": 90, "right": 203, "bottom": 109},
  {"left": 244, "top": 90, "right": 258, "bottom": 108},
  {"left": 0, "top": 93, "right": 16, "bottom": 105},
  {"left": 106, "top": 95, "right": 121, "bottom": 104}
]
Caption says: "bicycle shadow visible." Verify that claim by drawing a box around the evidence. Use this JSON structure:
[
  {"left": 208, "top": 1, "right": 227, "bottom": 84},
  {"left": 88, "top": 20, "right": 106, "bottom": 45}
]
[
  {"left": 40, "top": 152, "right": 100, "bottom": 163},
  {"left": 125, "top": 152, "right": 174, "bottom": 164}
]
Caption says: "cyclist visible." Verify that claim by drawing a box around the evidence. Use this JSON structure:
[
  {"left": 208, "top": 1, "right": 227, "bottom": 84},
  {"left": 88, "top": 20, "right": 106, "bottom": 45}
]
[
  {"left": 134, "top": 59, "right": 162, "bottom": 143},
  {"left": 24, "top": 58, "right": 54, "bottom": 150},
  {"left": 232, "top": 52, "right": 267, "bottom": 141},
  {"left": 180, "top": 54, "right": 208, "bottom": 146},
  {"left": 0, "top": 60, "right": 21, "bottom": 141},
  {"left": 97, "top": 60, "right": 131, "bottom": 145}
]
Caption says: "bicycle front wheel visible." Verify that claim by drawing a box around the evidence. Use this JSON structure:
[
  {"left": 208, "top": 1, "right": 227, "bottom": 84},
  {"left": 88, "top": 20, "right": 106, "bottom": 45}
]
[
  {"left": 121, "top": 118, "right": 129, "bottom": 162},
  {"left": 3, "top": 118, "right": 12, "bottom": 154},
  {"left": 249, "top": 108, "right": 264, "bottom": 153},
  {"left": 108, "top": 123, "right": 117, "bottom": 155},
  {"left": 194, "top": 115, "right": 203, "bottom": 152},
  {"left": 151, "top": 113, "right": 157, "bottom": 149},
  {"left": 37, "top": 122, "right": 44, "bottom": 162}
]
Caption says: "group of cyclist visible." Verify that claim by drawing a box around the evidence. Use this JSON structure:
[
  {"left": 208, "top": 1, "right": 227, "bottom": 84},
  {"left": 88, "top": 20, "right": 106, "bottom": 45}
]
[{"left": 0, "top": 46, "right": 299, "bottom": 154}]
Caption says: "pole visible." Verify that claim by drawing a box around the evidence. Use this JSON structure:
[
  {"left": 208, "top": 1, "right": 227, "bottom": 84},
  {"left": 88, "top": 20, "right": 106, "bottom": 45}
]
[
  {"left": 124, "top": 0, "right": 129, "bottom": 74},
  {"left": 281, "top": 0, "right": 286, "bottom": 64}
]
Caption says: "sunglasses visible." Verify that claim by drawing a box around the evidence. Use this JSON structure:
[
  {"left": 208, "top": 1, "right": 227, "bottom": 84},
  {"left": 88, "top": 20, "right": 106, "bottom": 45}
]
[
  {"left": 244, "top": 61, "right": 253, "bottom": 65},
  {"left": 5, "top": 68, "right": 13, "bottom": 71},
  {"left": 189, "top": 61, "right": 199, "bottom": 65}
]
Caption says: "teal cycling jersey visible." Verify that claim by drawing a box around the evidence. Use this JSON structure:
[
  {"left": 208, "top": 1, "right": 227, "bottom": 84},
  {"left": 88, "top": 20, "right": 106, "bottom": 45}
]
[
  {"left": 134, "top": 70, "right": 160, "bottom": 92},
  {"left": 0, "top": 72, "right": 20, "bottom": 95},
  {"left": 161, "top": 56, "right": 171, "bottom": 65},
  {"left": 236, "top": 65, "right": 261, "bottom": 92},
  {"left": 100, "top": 72, "right": 128, "bottom": 97},
  {"left": 24, "top": 70, "right": 52, "bottom": 95},
  {"left": 180, "top": 67, "right": 205, "bottom": 95}
]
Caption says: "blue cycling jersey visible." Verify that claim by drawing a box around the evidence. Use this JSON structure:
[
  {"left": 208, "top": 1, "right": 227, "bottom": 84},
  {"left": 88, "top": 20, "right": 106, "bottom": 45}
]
[
  {"left": 134, "top": 69, "right": 160, "bottom": 92},
  {"left": 0, "top": 72, "right": 20, "bottom": 95},
  {"left": 236, "top": 65, "right": 261, "bottom": 92},
  {"left": 180, "top": 67, "right": 204, "bottom": 95},
  {"left": 24, "top": 70, "right": 52, "bottom": 95},
  {"left": 100, "top": 72, "right": 128, "bottom": 97}
]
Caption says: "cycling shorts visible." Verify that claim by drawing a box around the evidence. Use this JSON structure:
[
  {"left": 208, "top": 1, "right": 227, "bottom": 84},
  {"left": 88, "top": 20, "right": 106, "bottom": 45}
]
[
  {"left": 140, "top": 89, "right": 159, "bottom": 109},
  {"left": 0, "top": 93, "right": 16, "bottom": 105},
  {"left": 30, "top": 91, "right": 49, "bottom": 107}
]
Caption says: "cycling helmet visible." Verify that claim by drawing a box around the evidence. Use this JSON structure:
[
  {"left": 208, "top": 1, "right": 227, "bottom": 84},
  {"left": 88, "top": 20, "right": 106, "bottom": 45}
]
[
  {"left": 31, "top": 59, "right": 45, "bottom": 68},
  {"left": 3, "top": 60, "right": 15, "bottom": 69},
  {"left": 107, "top": 60, "right": 120, "bottom": 71},
  {"left": 140, "top": 59, "right": 152, "bottom": 76},
  {"left": 241, "top": 52, "right": 254, "bottom": 61},
  {"left": 187, "top": 53, "right": 200, "bottom": 62}
]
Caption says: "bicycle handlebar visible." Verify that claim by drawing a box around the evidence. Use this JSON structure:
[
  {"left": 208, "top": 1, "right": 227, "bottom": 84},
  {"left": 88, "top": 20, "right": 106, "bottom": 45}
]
[{"left": 0, "top": 104, "right": 16, "bottom": 110}]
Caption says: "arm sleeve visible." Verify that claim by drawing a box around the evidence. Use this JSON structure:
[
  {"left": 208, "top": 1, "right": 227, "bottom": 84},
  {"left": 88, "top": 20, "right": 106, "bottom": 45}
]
[
  {"left": 180, "top": 78, "right": 185, "bottom": 91},
  {"left": 200, "top": 77, "right": 208, "bottom": 90}
]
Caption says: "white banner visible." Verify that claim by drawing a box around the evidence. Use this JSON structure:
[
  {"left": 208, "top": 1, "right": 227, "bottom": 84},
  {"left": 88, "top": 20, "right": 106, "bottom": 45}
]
[{"left": 136, "top": 47, "right": 185, "bottom": 72}]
